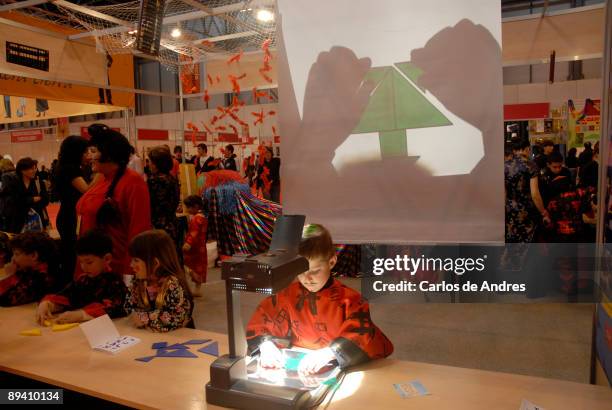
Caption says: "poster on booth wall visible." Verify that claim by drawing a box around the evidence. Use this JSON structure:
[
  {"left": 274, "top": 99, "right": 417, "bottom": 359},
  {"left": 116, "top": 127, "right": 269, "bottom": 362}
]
[
  {"left": 278, "top": 0, "right": 504, "bottom": 243},
  {"left": 567, "top": 99, "right": 600, "bottom": 149}
]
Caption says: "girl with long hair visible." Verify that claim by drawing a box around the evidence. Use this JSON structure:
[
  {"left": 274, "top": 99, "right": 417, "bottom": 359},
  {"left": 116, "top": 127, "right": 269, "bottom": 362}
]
[{"left": 124, "top": 230, "right": 194, "bottom": 332}]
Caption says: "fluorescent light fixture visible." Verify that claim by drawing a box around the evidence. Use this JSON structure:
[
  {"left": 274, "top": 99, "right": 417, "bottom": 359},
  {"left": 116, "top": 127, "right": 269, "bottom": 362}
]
[
  {"left": 171, "top": 27, "right": 182, "bottom": 38},
  {"left": 256, "top": 9, "right": 274, "bottom": 22}
]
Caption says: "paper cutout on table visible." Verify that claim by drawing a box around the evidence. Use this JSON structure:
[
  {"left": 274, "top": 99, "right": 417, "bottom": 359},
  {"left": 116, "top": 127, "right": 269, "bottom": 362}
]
[
  {"left": 285, "top": 352, "right": 306, "bottom": 371},
  {"left": 157, "top": 348, "right": 198, "bottom": 358},
  {"left": 198, "top": 341, "right": 219, "bottom": 357},
  {"left": 152, "top": 342, "right": 168, "bottom": 350},
  {"left": 79, "top": 314, "right": 140, "bottom": 354},
  {"left": 43, "top": 319, "right": 53, "bottom": 327},
  {"left": 183, "top": 339, "right": 211, "bottom": 345},
  {"left": 519, "top": 399, "right": 546, "bottom": 410},
  {"left": 135, "top": 356, "right": 156, "bottom": 363},
  {"left": 20, "top": 328, "right": 42, "bottom": 336},
  {"left": 164, "top": 343, "right": 189, "bottom": 350},
  {"left": 393, "top": 380, "right": 430, "bottom": 398},
  {"left": 52, "top": 323, "right": 79, "bottom": 332}
]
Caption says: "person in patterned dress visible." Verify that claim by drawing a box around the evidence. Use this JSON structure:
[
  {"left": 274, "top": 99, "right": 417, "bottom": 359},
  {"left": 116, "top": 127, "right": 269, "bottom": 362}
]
[
  {"left": 36, "top": 230, "right": 126, "bottom": 324},
  {"left": 124, "top": 230, "right": 193, "bottom": 332},
  {"left": 182, "top": 195, "right": 208, "bottom": 296},
  {"left": 505, "top": 138, "right": 550, "bottom": 244},
  {"left": 147, "top": 146, "right": 180, "bottom": 244}
]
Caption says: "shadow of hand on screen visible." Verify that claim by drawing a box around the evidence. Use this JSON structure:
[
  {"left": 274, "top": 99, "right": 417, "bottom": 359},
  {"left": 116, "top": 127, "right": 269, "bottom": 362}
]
[{"left": 278, "top": 18, "right": 504, "bottom": 240}]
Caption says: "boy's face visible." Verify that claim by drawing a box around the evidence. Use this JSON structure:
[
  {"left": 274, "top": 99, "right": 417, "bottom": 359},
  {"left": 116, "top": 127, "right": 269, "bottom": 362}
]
[
  {"left": 11, "top": 249, "right": 38, "bottom": 270},
  {"left": 186, "top": 205, "right": 199, "bottom": 216},
  {"left": 297, "top": 256, "right": 337, "bottom": 293},
  {"left": 78, "top": 253, "right": 111, "bottom": 276},
  {"left": 548, "top": 161, "right": 563, "bottom": 175}
]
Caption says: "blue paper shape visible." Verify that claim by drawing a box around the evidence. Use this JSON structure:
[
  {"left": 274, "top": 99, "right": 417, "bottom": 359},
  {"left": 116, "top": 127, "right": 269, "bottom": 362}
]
[
  {"left": 284, "top": 351, "right": 306, "bottom": 371},
  {"left": 183, "top": 339, "right": 211, "bottom": 345},
  {"left": 135, "top": 356, "right": 156, "bottom": 363},
  {"left": 157, "top": 348, "right": 198, "bottom": 358},
  {"left": 152, "top": 342, "right": 168, "bottom": 349},
  {"left": 198, "top": 342, "right": 219, "bottom": 357},
  {"left": 163, "top": 343, "right": 189, "bottom": 350}
]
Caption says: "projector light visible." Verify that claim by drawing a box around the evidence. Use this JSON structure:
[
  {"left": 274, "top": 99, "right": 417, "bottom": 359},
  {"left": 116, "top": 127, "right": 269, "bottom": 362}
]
[{"left": 256, "top": 9, "right": 274, "bottom": 22}]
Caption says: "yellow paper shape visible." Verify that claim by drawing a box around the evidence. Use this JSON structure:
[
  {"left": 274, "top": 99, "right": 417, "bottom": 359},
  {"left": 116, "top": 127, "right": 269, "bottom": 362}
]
[
  {"left": 43, "top": 320, "right": 53, "bottom": 327},
  {"left": 20, "top": 328, "right": 42, "bottom": 336},
  {"left": 52, "top": 323, "right": 79, "bottom": 332}
]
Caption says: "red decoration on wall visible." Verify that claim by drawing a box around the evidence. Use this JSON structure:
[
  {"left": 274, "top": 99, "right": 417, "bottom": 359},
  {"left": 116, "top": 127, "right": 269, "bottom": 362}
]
[
  {"left": 137, "top": 129, "right": 169, "bottom": 140},
  {"left": 11, "top": 129, "right": 43, "bottom": 143},
  {"left": 503, "top": 103, "right": 550, "bottom": 120},
  {"left": 227, "top": 49, "right": 244, "bottom": 65},
  {"left": 252, "top": 110, "right": 265, "bottom": 126}
]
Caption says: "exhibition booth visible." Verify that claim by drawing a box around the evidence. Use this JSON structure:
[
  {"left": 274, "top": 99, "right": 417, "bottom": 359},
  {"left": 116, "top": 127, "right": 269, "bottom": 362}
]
[{"left": 0, "top": 1, "right": 611, "bottom": 409}]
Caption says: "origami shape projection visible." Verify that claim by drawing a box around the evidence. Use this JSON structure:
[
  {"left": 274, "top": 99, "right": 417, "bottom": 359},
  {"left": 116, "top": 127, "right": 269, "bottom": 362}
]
[{"left": 352, "top": 62, "right": 452, "bottom": 157}]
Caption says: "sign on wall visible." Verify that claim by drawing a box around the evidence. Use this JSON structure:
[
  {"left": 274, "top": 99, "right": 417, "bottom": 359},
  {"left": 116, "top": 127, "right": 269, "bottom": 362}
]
[
  {"left": 10, "top": 129, "right": 43, "bottom": 143},
  {"left": 278, "top": 0, "right": 504, "bottom": 243}
]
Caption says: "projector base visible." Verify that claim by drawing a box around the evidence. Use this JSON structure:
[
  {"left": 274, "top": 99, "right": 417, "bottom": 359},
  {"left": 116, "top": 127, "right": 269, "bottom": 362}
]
[{"left": 205, "top": 379, "right": 313, "bottom": 410}]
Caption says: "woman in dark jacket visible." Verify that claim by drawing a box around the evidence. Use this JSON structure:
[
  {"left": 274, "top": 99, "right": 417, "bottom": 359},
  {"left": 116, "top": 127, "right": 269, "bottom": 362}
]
[
  {"left": 147, "top": 146, "right": 180, "bottom": 244},
  {"left": 257, "top": 147, "right": 281, "bottom": 203},
  {"left": 54, "top": 136, "right": 99, "bottom": 285},
  {"left": 0, "top": 157, "right": 49, "bottom": 233}
]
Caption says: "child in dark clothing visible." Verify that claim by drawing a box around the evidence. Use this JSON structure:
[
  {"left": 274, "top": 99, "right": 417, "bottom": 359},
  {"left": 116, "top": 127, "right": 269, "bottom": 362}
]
[
  {"left": 36, "top": 230, "right": 127, "bottom": 324},
  {"left": 0, "top": 232, "right": 56, "bottom": 306}
]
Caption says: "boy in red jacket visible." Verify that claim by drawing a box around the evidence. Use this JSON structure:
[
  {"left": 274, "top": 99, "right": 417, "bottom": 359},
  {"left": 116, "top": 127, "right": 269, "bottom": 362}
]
[{"left": 246, "top": 224, "right": 393, "bottom": 375}]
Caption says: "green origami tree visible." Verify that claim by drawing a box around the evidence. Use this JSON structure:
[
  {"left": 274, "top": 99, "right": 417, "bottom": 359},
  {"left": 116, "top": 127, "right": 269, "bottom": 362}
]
[{"left": 353, "top": 62, "right": 452, "bottom": 157}]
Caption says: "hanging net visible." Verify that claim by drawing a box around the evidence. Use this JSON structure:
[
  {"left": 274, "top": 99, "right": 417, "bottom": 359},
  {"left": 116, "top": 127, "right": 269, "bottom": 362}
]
[{"left": 19, "top": 0, "right": 276, "bottom": 71}]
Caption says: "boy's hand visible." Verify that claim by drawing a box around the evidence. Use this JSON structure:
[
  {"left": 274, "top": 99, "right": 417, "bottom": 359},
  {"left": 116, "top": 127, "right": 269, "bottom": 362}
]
[
  {"left": 182, "top": 243, "right": 191, "bottom": 252},
  {"left": 298, "top": 347, "right": 335, "bottom": 375},
  {"left": 36, "top": 301, "right": 54, "bottom": 325},
  {"left": 259, "top": 340, "right": 283, "bottom": 369},
  {"left": 56, "top": 310, "right": 85, "bottom": 324},
  {"left": 129, "top": 312, "right": 148, "bottom": 328}
]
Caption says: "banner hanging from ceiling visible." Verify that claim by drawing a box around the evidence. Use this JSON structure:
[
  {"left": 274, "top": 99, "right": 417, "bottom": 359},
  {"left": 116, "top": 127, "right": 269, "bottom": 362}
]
[
  {"left": 278, "top": 0, "right": 504, "bottom": 243},
  {"left": 0, "top": 13, "right": 135, "bottom": 107}
]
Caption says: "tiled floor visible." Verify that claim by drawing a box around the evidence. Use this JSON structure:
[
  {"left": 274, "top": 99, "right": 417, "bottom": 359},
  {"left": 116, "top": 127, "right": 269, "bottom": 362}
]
[{"left": 192, "top": 268, "right": 594, "bottom": 383}]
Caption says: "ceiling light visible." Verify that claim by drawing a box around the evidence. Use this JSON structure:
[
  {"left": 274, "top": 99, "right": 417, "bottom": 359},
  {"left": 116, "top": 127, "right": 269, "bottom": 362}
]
[
  {"left": 256, "top": 9, "right": 274, "bottom": 22},
  {"left": 128, "top": 29, "right": 137, "bottom": 34},
  {"left": 171, "top": 27, "right": 182, "bottom": 38}
]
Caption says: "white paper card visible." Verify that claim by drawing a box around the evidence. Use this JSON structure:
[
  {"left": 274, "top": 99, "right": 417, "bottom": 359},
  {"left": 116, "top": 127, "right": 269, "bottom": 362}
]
[
  {"left": 519, "top": 399, "right": 546, "bottom": 410},
  {"left": 79, "top": 314, "right": 140, "bottom": 354}
]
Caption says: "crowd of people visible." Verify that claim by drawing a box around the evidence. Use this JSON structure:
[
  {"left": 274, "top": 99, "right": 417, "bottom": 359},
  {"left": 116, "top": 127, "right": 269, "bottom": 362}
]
[
  {"left": 0, "top": 124, "right": 392, "bottom": 370},
  {"left": 504, "top": 137, "right": 600, "bottom": 296}
]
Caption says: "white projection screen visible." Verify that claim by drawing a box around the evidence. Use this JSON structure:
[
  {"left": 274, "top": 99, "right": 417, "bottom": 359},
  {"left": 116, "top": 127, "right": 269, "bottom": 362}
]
[{"left": 278, "top": 0, "right": 504, "bottom": 244}]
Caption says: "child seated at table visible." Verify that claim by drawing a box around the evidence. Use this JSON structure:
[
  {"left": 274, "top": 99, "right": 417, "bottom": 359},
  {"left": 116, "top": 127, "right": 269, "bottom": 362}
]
[
  {"left": 182, "top": 195, "right": 208, "bottom": 296},
  {"left": 246, "top": 224, "right": 393, "bottom": 375},
  {"left": 36, "top": 230, "right": 127, "bottom": 325},
  {"left": 124, "top": 230, "right": 194, "bottom": 332},
  {"left": 0, "top": 232, "right": 56, "bottom": 306}
]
